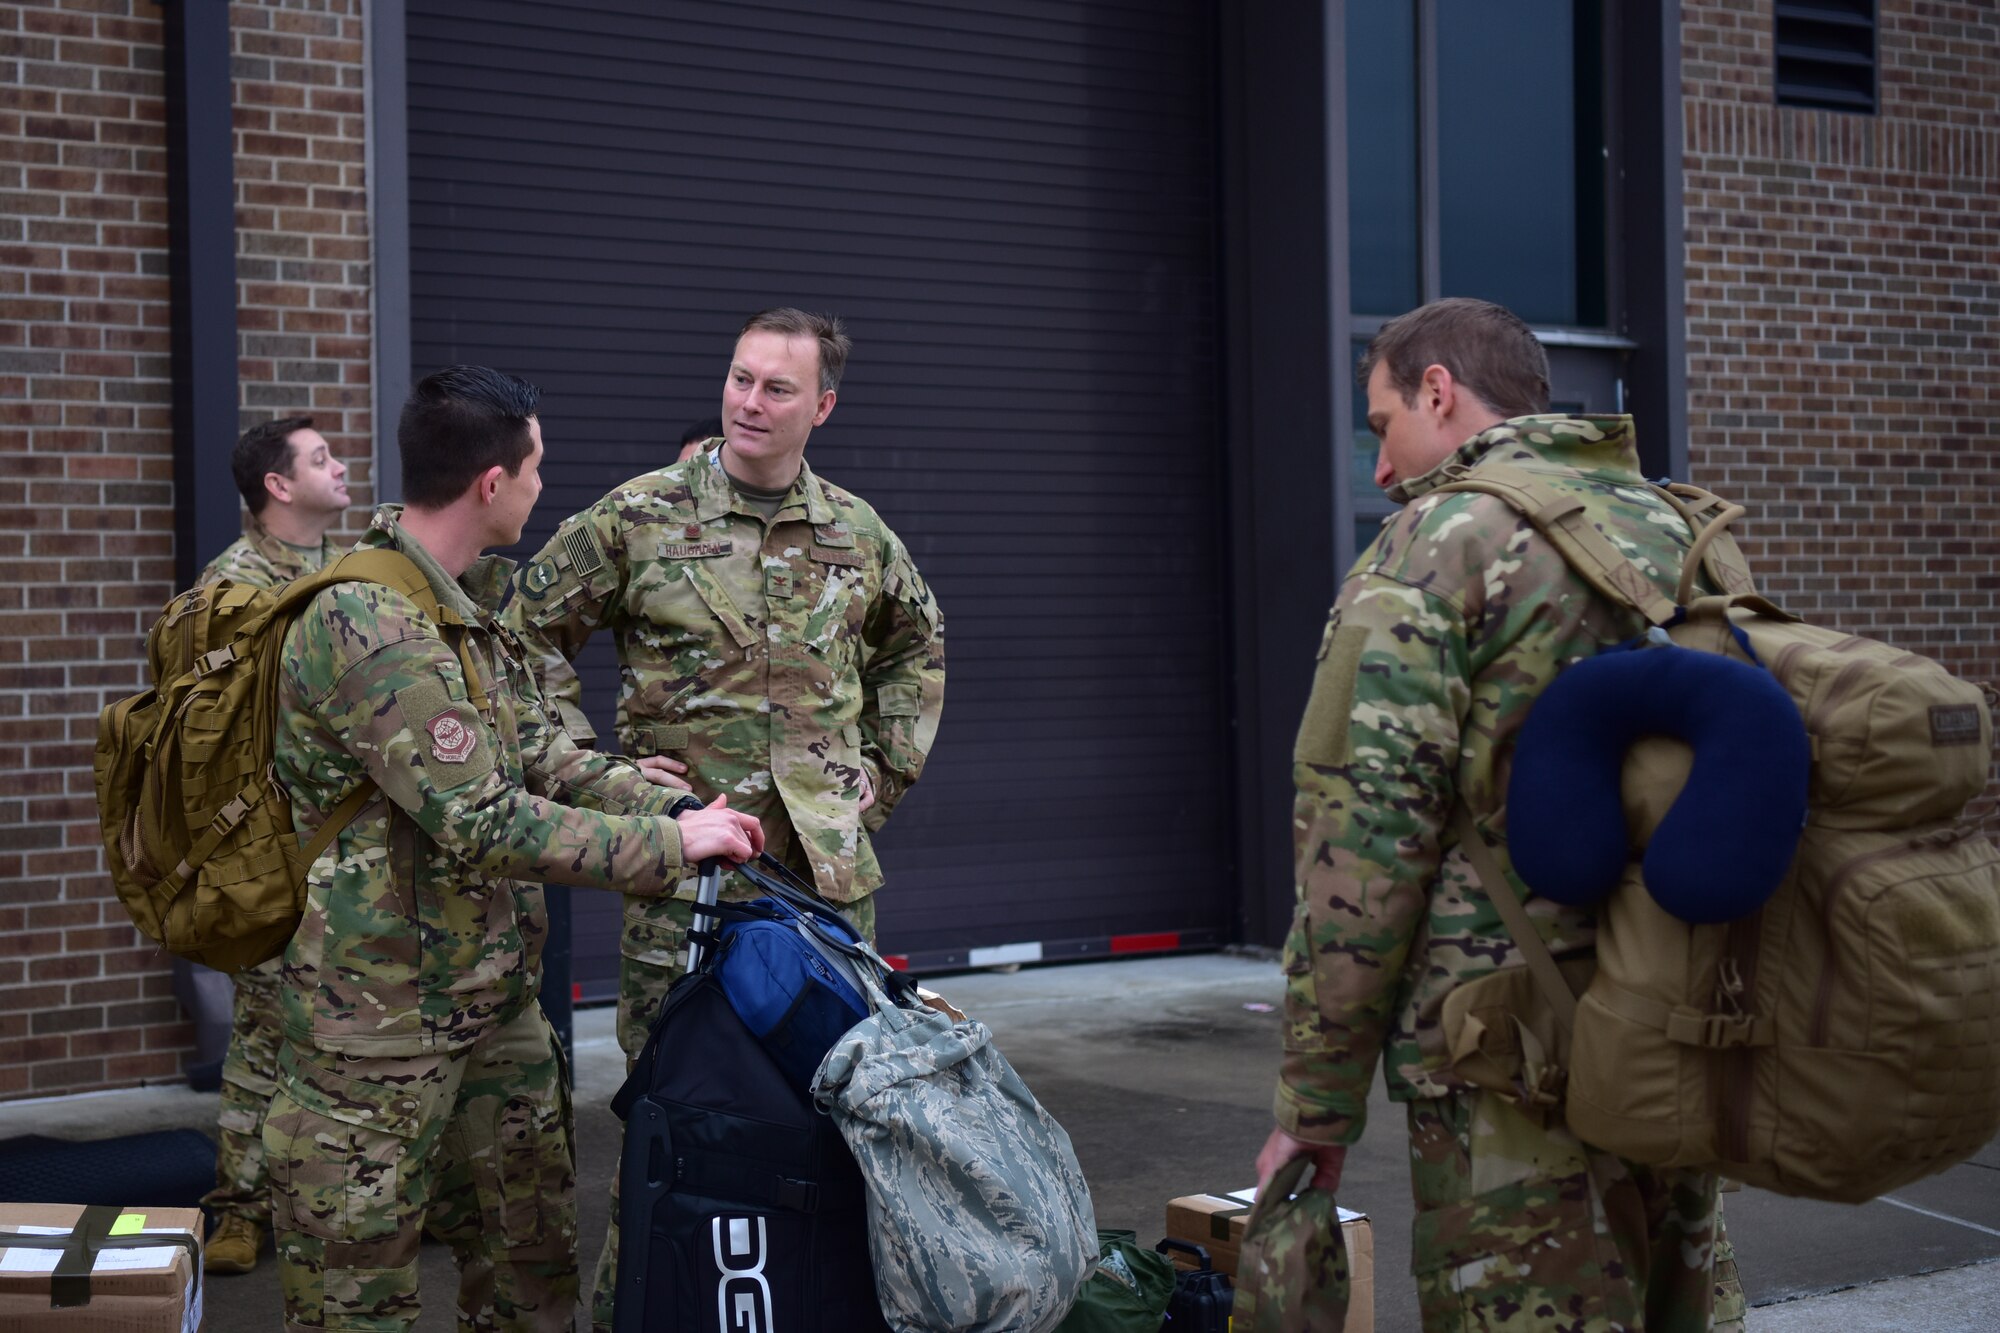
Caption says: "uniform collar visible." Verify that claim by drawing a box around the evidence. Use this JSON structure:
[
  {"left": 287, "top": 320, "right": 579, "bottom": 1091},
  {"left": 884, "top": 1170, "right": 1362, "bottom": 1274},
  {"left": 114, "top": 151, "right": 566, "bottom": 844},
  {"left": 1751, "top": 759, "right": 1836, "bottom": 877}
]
[
  {"left": 245, "top": 515, "right": 336, "bottom": 577},
  {"left": 359, "top": 504, "right": 497, "bottom": 622},
  {"left": 1390, "top": 414, "right": 1644, "bottom": 503},
  {"left": 690, "top": 449, "right": 836, "bottom": 526}
]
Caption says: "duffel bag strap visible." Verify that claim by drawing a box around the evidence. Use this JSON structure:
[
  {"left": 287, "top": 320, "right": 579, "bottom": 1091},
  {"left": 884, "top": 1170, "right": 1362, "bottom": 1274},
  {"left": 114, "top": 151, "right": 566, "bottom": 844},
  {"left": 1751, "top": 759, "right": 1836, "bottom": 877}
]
[
  {"left": 1454, "top": 808, "right": 1579, "bottom": 1038},
  {"left": 733, "top": 855, "right": 919, "bottom": 1005}
]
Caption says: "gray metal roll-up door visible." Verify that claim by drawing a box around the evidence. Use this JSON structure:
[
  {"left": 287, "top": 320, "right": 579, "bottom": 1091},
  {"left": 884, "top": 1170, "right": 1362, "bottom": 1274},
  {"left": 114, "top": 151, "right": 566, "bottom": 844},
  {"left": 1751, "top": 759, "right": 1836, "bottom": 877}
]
[{"left": 406, "top": 0, "right": 1228, "bottom": 994}]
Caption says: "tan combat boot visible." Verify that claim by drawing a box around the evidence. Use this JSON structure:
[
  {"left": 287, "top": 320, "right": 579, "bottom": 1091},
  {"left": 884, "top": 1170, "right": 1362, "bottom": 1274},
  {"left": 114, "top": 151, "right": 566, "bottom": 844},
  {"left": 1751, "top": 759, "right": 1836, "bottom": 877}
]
[{"left": 204, "top": 1213, "right": 264, "bottom": 1274}]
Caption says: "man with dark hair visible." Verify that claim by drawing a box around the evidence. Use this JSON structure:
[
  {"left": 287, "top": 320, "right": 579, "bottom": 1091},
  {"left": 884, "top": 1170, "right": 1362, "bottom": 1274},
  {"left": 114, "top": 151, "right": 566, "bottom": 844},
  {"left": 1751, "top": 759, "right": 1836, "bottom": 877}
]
[
  {"left": 676, "top": 414, "right": 723, "bottom": 463},
  {"left": 210, "top": 416, "right": 350, "bottom": 581},
  {"left": 197, "top": 414, "right": 352, "bottom": 1276},
  {"left": 1254, "top": 298, "right": 1745, "bottom": 1329},
  {"left": 262, "top": 365, "right": 764, "bottom": 1332},
  {"left": 503, "top": 310, "right": 945, "bottom": 1331}
]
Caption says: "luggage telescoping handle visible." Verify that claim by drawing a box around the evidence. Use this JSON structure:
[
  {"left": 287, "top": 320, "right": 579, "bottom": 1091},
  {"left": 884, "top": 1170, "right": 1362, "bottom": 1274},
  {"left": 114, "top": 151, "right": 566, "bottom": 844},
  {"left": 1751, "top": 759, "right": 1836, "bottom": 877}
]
[
  {"left": 685, "top": 858, "right": 723, "bottom": 972},
  {"left": 666, "top": 793, "right": 725, "bottom": 972},
  {"left": 663, "top": 793, "right": 913, "bottom": 999}
]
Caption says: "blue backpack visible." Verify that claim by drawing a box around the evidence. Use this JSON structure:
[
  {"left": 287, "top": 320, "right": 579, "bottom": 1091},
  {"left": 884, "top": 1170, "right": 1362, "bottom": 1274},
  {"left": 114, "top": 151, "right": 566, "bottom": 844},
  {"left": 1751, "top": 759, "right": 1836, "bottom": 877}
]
[{"left": 711, "top": 879, "right": 871, "bottom": 1096}]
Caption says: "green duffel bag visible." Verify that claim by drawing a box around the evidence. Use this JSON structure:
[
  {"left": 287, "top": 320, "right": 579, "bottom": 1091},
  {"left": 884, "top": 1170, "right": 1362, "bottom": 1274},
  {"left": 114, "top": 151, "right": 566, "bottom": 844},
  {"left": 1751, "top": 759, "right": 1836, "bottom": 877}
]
[{"left": 1053, "top": 1231, "right": 1176, "bottom": 1333}]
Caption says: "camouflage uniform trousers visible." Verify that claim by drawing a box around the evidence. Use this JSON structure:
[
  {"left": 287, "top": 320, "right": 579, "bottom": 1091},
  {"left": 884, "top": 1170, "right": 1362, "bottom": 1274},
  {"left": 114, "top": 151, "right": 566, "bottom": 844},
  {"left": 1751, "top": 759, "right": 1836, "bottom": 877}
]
[
  {"left": 202, "top": 956, "right": 285, "bottom": 1224},
  {"left": 262, "top": 1006, "right": 578, "bottom": 1332},
  {"left": 588, "top": 889, "right": 877, "bottom": 1333},
  {"left": 1397, "top": 1089, "right": 1746, "bottom": 1333}
]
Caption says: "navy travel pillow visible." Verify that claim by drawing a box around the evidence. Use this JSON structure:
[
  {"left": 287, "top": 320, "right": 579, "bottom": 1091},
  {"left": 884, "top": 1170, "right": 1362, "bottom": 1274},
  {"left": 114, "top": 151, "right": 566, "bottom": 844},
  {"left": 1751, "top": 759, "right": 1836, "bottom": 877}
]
[{"left": 1506, "top": 642, "right": 1810, "bottom": 924}]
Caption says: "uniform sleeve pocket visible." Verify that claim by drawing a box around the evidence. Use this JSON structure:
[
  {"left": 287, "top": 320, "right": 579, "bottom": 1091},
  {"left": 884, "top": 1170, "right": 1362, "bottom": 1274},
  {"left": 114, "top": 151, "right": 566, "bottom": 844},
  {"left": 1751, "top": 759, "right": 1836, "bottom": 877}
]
[
  {"left": 877, "top": 682, "right": 921, "bottom": 717},
  {"left": 516, "top": 520, "right": 616, "bottom": 621},
  {"left": 393, "top": 679, "right": 497, "bottom": 794},
  {"left": 1294, "top": 618, "right": 1368, "bottom": 766}
]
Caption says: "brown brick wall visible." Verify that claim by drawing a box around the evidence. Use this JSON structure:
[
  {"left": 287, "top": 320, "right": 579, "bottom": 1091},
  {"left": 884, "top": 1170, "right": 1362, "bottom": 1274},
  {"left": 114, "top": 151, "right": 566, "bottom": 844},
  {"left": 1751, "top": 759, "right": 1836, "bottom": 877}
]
[
  {"left": 1682, "top": 0, "right": 2000, "bottom": 693},
  {"left": 0, "top": 0, "right": 371, "bottom": 1100}
]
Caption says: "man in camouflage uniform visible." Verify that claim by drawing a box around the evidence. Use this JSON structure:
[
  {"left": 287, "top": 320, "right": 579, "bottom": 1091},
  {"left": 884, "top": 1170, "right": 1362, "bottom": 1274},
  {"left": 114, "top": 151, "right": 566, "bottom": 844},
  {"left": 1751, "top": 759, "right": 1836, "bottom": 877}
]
[
  {"left": 501, "top": 308, "right": 944, "bottom": 1330},
  {"left": 1254, "top": 299, "right": 1746, "bottom": 1331},
  {"left": 264, "top": 366, "right": 764, "bottom": 1332},
  {"left": 196, "top": 415, "right": 351, "bottom": 1275}
]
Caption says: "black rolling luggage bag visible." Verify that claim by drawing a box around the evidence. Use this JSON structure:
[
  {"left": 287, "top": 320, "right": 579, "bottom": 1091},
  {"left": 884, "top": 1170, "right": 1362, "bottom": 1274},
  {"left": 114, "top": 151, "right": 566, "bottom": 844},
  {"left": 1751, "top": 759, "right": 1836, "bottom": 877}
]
[{"left": 610, "top": 857, "right": 891, "bottom": 1333}]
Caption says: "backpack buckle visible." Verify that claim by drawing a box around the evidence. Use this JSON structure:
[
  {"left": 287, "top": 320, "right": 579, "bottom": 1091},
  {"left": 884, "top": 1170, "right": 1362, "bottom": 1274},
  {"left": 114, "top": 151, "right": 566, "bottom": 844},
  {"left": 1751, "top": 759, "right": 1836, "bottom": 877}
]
[
  {"left": 1704, "top": 1014, "right": 1753, "bottom": 1047},
  {"left": 209, "top": 795, "right": 253, "bottom": 836},
  {"left": 1664, "top": 1007, "right": 1764, "bottom": 1048},
  {"left": 194, "top": 644, "right": 239, "bottom": 678}
]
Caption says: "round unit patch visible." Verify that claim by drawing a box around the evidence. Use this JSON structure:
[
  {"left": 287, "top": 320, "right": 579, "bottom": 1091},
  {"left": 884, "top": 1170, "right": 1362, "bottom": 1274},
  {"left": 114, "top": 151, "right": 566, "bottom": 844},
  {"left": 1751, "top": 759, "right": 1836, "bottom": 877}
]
[
  {"left": 521, "top": 559, "right": 560, "bottom": 599},
  {"left": 427, "top": 710, "right": 476, "bottom": 764}
]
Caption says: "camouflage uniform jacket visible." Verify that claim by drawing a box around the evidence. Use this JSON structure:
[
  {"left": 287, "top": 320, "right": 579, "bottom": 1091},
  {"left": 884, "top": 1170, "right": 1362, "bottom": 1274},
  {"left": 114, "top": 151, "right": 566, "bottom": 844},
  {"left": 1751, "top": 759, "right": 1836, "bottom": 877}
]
[
  {"left": 500, "top": 448, "right": 944, "bottom": 904},
  {"left": 274, "top": 506, "right": 687, "bottom": 1057},
  {"left": 1277, "top": 416, "right": 1702, "bottom": 1146},
  {"left": 198, "top": 517, "right": 340, "bottom": 589}
]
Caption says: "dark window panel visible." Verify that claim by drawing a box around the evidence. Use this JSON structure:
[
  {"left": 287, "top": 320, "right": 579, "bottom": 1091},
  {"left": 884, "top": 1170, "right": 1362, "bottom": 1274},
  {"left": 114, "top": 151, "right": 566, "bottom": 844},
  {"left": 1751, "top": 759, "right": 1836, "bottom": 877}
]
[
  {"left": 1345, "top": 1, "right": 1420, "bottom": 317},
  {"left": 1436, "top": 0, "right": 1575, "bottom": 325}
]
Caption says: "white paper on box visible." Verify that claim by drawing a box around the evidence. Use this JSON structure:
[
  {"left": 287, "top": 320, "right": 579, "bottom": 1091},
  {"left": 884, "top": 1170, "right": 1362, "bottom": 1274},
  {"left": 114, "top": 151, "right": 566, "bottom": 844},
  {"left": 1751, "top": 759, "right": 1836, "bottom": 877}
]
[
  {"left": 0, "top": 1223, "right": 201, "bottom": 1275},
  {"left": 1222, "top": 1186, "right": 1366, "bottom": 1224},
  {"left": 182, "top": 1268, "right": 204, "bottom": 1333}
]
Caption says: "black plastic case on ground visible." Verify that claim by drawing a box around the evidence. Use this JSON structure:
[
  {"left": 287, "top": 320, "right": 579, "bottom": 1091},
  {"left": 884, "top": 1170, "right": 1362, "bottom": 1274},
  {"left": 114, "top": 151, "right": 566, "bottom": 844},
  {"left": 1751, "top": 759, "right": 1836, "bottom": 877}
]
[{"left": 1157, "top": 1237, "right": 1234, "bottom": 1332}]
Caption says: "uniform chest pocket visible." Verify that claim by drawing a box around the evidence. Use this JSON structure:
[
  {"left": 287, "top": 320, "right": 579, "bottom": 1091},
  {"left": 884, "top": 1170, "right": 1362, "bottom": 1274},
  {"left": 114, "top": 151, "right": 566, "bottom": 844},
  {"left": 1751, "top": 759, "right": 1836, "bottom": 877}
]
[
  {"left": 802, "top": 559, "right": 867, "bottom": 660},
  {"left": 633, "top": 548, "right": 757, "bottom": 652}
]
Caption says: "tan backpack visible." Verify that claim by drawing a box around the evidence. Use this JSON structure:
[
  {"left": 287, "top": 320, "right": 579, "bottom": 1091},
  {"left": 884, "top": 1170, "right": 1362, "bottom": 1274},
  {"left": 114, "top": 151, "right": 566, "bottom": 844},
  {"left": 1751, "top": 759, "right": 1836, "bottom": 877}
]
[
  {"left": 94, "top": 549, "right": 490, "bottom": 973},
  {"left": 1436, "top": 464, "right": 2000, "bottom": 1202}
]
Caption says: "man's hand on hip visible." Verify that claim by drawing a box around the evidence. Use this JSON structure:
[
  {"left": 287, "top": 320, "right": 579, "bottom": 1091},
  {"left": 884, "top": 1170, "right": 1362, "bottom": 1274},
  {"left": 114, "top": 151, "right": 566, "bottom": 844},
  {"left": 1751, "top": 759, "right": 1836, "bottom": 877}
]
[
  {"left": 674, "top": 795, "right": 764, "bottom": 864},
  {"left": 636, "top": 754, "right": 693, "bottom": 791},
  {"left": 1256, "top": 1124, "right": 1347, "bottom": 1194}
]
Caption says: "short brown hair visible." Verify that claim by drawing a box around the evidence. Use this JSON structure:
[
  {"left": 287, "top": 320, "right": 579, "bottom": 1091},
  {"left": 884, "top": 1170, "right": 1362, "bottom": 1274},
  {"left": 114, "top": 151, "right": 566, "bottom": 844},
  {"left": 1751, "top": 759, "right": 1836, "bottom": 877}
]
[
  {"left": 1357, "top": 298, "right": 1550, "bottom": 418},
  {"left": 740, "top": 307, "right": 851, "bottom": 394},
  {"left": 232, "top": 415, "right": 314, "bottom": 516}
]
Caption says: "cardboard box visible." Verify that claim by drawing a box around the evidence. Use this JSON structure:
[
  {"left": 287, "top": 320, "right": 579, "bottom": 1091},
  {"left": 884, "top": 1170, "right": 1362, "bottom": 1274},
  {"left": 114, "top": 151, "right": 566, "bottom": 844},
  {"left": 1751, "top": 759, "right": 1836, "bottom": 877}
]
[
  {"left": 0, "top": 1204, "right": 204, "bottom": 1333},
  {"left": 1165, "top": 1186, "right": 1373, "bottom": 1333}
]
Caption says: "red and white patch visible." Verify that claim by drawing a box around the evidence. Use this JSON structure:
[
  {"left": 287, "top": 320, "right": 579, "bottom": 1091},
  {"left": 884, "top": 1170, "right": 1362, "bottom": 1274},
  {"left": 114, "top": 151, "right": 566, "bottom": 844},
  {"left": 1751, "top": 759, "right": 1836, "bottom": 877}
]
[{"left": 427, "top": 710, "right": 476, "bottom": 764}]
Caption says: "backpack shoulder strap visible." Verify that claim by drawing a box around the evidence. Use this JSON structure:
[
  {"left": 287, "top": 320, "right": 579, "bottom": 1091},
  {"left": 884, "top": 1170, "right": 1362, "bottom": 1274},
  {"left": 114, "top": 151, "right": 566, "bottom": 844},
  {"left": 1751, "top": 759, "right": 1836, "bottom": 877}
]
[
  {"left": 269, "top": 548, "right": 489, "bottom": 871},
  {"left": 1454, "top": 807, "right": 1579, "bottom": 1035},
  {"left": 1433, "top": 464, "right": 1681, "bottom": 627},
  {"left": 273, "top": 548, "right": 492, "bottom": 713}
]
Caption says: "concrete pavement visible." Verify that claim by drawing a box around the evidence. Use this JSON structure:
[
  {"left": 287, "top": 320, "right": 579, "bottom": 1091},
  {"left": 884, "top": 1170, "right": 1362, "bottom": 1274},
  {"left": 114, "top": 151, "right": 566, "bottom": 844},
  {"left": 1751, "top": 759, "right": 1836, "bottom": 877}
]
[{"left": 3, "top": 951, "right": 1998, "bottom": 1329}]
